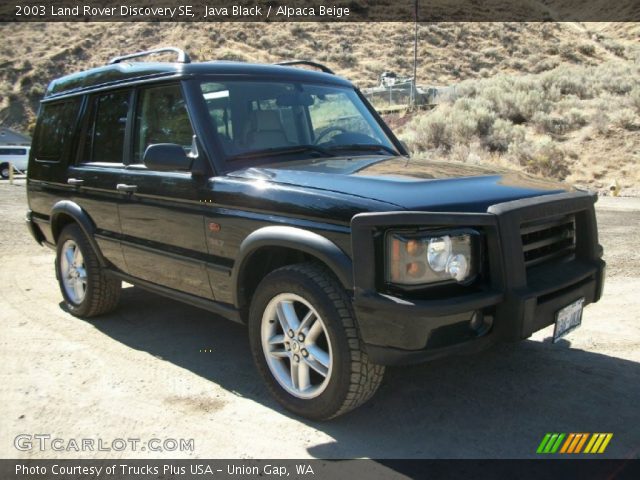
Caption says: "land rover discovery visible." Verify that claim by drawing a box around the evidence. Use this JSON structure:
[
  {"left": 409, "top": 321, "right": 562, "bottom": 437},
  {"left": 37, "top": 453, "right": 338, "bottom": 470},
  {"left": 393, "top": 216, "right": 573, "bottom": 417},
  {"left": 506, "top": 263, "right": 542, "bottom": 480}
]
[{"left": 26, "top": 48, "right": 605, "bottom": 419}]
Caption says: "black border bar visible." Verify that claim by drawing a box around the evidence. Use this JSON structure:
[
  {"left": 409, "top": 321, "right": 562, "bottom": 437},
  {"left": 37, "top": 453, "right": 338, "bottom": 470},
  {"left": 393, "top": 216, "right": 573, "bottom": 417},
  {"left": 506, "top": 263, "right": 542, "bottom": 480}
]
[
  {"left": 2, "top": 459, "right": 639, "bottom": 480},
  {"left": 2, "top": 0, "right": 640, "bottom": 22}
]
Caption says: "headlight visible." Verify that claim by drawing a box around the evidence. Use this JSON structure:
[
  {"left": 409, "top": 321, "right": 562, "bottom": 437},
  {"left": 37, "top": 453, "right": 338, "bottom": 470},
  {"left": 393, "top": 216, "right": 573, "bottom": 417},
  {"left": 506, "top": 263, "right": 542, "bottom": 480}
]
[{"left": 386, "top": 229, "right": 479, "bottom": 285}]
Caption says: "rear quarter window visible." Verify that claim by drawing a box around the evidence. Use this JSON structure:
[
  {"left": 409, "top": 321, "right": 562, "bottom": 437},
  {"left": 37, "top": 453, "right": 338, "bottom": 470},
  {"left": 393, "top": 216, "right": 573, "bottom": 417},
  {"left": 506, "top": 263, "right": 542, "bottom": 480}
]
[{"left": 33, "top": 98, "right": 82, "bottom": 161}]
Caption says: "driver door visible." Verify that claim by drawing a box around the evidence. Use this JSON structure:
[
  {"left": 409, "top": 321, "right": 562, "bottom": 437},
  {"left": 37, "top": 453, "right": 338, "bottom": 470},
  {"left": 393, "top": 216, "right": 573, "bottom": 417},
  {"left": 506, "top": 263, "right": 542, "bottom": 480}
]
[{"left": 118, "top": 83, "right": 214, "bottom": 299}]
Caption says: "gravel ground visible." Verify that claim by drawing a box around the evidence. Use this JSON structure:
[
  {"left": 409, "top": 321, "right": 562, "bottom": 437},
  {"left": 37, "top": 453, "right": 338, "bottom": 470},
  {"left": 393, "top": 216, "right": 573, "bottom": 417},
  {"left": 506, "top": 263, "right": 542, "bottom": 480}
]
[{"left": 1, "top": 178, "right": 638, "bottom": 460}]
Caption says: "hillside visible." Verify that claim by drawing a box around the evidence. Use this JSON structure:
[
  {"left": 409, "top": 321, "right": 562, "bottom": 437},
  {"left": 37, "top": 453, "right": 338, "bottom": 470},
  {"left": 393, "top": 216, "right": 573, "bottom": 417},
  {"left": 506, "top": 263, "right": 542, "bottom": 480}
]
[{"left": 0, "top": 22, "right": 638, "bottom": 191}]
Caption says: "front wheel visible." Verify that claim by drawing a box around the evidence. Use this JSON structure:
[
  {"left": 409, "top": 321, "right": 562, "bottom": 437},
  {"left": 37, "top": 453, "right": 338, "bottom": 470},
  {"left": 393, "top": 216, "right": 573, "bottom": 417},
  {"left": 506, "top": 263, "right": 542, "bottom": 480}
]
[
  {"left": 0, "top": 163, "right": 10, "bottom": 179},
  {"left": 248, "top": 263, "right": 384, "bottom": 420}
]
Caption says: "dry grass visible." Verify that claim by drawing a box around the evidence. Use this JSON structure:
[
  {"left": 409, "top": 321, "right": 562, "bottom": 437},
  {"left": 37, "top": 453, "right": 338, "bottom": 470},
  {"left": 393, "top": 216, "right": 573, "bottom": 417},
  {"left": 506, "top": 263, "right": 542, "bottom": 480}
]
[
  {"left": 399, "top": 60, "right": 640, "bottom": 189},
  {"left": 0, "top": 21, "right": 638, "bottom": 189}
]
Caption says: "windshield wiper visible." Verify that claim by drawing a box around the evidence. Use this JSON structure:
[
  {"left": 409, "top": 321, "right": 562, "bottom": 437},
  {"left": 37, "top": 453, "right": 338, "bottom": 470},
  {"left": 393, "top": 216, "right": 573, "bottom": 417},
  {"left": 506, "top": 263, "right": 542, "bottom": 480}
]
[
  {"left": 227, "top": 144, "right": 335, "bottom": 161},
  {"left": 327, "top": 143, "right": 397, "bottom": 156}
]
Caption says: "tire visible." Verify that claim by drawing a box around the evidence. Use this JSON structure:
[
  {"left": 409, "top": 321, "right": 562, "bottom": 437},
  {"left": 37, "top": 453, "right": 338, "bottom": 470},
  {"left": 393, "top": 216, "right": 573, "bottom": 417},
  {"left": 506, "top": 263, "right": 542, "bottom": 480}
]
[
  {"left": 0, "top": 163, "right": 9, "bottom": 179},
  {"left": 248, "top": 262, "right": 385, "bottom": 420},
  {"left": 55, "top": 224, "right": 121, "bottom": 318}
]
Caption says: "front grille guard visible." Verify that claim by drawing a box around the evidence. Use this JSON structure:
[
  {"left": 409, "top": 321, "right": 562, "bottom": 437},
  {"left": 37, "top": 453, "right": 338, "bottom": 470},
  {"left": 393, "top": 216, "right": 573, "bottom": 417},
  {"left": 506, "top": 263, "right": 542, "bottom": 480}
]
[{"left": 351, "top": 191, "right": 600, "bottom": 297}]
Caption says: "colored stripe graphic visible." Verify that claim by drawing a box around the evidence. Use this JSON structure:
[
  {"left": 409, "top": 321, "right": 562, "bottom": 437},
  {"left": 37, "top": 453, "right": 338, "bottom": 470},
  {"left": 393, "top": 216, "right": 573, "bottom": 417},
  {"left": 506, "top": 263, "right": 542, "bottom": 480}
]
[
  {"left": 550, "top": 433, "right": 565, "bottom": 453},
  {"left": 574, "top": 433, "right": 589, "bottom": 453},
  {"left": 584, "top": 434, "right": 598, "bottom": 453},
  {"left": 597, "top": 434, "right": 613, "bottom": 453},
  {"left": 537, "top": 433, "right": 552, "bottom": 454},
  {"left": 560, "top": 434, "right": 575, "bottom": 453},
  {"left": 537, "top": 433, "right": 566, "bottom": 454},
  {"left": 539, "top": 433, "right": 613, "bottom": 454},
  {"left": 545, "top": 434, "right": 559, "bottom": 453},
  {"left": 585, "top": 433, "right": 614, "bottom": 454}
]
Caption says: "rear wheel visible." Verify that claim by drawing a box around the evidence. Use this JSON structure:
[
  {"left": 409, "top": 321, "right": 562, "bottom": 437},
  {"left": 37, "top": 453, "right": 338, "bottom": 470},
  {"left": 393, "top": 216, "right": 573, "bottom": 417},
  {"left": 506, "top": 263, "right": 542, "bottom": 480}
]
[
  {"left": 55, "top": 224, "right": 121, "bottom": 318},
  {"left": 0, "top": 163, "right": 10, "bottom": 179},
  {"left": 248, "top": 263, "right": 384, "bottom": 420}
]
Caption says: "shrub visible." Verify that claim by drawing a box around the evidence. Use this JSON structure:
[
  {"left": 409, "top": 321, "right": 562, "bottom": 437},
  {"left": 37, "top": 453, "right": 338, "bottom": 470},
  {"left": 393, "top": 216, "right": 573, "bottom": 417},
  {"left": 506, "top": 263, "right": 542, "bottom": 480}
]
[
  {"left": 532, "top": 58, "right": 559, "bottom": 73},
  {"left": 559, "top": 42, "right": 581, "bottom": 62},
  {"left": 485, "top": 118, "right": 525, "bottom": 152},
  {"left": 566, "top": 108, "right": 588, "bottom": 129},
  {"left": 613, "top": 108, "right": 640, "bottom": 130},
  {"left": 533, "top": 108, "right": 587, "bottom": 135},
  {"left": 482, "top": 47, "right": 501, "bottom": 61},
  {"left": 453, "top": 97, "right": 496, "bottom": 136},
  {"left": 603, "top": 78, "right": 634, "bottom": 96},
  {"left": 533, "top": 111, "right": 567, "bottom": 134},
  {"left": 542, "top": 68, "right": 593, "bottom": 99},
  {"left": 408, "top": 108, "right": 453, "bottom": 151},
  {"left": 578, "top": 43, "right": 596, "bottom": 56},
  {"left": 508, "top": 136, "right": 570, "bottom": 180},
  {"left": 602, "top": 39, "right": 626, "bottom": 57}
]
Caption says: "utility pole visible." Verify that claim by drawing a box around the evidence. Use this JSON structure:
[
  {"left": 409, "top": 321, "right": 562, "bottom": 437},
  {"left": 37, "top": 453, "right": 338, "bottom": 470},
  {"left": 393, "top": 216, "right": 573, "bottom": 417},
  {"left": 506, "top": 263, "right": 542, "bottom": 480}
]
[{"left": 412, "top": 0, "right": 418, "bottom": 109}]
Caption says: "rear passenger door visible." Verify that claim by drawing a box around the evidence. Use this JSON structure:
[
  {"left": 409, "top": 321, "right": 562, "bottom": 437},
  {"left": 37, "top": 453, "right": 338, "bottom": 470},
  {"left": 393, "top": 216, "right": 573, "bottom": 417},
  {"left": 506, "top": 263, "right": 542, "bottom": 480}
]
[
  {"left": 117, "top": 83, "right": 214, "bottom": 299},
  {"left": 69, "top": 89, "right": 132, "bottom": 272}
]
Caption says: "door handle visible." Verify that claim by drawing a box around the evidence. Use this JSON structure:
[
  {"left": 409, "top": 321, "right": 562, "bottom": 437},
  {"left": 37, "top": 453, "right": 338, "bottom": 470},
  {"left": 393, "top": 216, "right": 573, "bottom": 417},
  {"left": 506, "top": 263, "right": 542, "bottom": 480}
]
[
  {"left": 116, "top": 183, "right": 138, "bottom": 193},
  {"left": 67, "top": 178, "right": 84, "bottom": 186}
]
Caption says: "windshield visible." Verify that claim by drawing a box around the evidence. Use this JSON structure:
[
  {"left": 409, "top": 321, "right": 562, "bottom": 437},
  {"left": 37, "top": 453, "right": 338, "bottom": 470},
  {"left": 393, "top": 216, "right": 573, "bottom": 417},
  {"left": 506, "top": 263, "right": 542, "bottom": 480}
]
[{"left": 199, "top": 80, "right": 396, "bottom": 168}]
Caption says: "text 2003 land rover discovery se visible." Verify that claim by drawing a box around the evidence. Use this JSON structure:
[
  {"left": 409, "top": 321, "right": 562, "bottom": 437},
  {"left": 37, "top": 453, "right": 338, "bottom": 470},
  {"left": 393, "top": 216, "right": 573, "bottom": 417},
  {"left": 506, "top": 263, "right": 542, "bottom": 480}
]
[{"left": 26, "top": 48, "right": 605, "bottom": 420}]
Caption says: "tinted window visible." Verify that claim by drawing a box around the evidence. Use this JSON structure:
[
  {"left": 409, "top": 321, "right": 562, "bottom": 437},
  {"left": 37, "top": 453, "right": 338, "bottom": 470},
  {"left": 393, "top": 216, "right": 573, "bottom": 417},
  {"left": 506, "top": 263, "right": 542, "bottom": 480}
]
[
  {"left": 0, "top": 148, "right": 27, "bottom": 155},
  {"left": 84, "top": 91, "right": 130, "bottom": 163},
  {"left": 134, "top": 84, "right": 194, "bottom": 163},
  {"left": 33, "top": 100, "right": 81, "bottom": 160}
]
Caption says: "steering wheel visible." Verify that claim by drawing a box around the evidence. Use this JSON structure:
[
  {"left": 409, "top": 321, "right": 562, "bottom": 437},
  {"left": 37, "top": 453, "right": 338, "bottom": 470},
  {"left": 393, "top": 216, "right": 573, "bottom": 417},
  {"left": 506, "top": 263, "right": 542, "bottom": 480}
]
[{"left": 314, "top": 126, "right": 346, "bottom": 145}]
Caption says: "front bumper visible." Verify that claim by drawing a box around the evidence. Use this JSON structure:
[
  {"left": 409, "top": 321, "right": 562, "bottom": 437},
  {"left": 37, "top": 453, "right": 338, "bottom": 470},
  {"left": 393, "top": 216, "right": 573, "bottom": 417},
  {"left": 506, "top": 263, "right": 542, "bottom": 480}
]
[{"left": 351, "top": 192, "right": 605, "bottom": 366}]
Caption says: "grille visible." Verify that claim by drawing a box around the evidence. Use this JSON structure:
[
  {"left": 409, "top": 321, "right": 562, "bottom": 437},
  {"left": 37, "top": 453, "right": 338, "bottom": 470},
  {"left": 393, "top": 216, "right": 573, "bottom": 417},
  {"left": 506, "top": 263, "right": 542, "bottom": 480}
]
[{"left": 521, "top": 215, "right": 576, "bottom": 268}]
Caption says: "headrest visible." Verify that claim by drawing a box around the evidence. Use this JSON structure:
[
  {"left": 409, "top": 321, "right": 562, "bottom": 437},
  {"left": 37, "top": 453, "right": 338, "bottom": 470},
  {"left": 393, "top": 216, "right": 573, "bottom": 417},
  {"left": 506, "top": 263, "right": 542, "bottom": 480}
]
[{"left": 252, "top": 110, "right": 283, "bottom": 131}]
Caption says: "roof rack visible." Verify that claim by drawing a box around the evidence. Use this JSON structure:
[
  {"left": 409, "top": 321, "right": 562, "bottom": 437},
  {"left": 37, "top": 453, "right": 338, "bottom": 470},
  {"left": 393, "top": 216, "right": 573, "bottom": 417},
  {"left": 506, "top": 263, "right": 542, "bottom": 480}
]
[
  {"left": 275, "top": 60, "right": 334, "bottom": 75},
  {"left": 109, "top": 47, "right": 191, "bottom": 65}
]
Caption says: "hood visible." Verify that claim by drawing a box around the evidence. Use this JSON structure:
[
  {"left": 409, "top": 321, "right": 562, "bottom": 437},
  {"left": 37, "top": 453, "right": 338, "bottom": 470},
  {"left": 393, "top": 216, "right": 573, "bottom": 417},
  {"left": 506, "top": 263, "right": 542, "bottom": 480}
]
[{"left": 227, "top": 156, "right": 572, "bottom": 213}]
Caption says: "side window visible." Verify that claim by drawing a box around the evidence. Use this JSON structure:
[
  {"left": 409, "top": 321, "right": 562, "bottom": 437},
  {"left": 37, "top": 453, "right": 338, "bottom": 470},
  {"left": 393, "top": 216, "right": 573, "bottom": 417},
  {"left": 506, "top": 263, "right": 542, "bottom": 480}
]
[
  {"left": 202, "top": 83, "right": 233, "bottom": 141},
  {"left": 33, "top": 99, "right": 81, "bottom": 161},
  {"left": 134, "top": 84, "right": 194, "bottom": 163},
  {"left": 83, "top": 90, "right": 130, "bottom": 164}
]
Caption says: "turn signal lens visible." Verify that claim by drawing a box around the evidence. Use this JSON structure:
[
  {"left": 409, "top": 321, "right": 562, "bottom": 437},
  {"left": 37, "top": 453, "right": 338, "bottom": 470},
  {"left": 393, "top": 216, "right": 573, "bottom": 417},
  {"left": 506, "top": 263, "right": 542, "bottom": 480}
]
[
  {"left": 406, "top": 261, "right": 426, "bottom": 278},
  {"left": 406, "top": 239, "right": 424, "bottom": 256}
]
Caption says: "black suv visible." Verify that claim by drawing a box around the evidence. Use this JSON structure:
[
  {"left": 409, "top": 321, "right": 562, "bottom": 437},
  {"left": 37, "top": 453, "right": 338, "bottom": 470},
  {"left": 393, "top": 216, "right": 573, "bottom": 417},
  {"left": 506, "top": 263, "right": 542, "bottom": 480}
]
[{"left": 26, "top": 48, "right": 605, "bottom": 419}]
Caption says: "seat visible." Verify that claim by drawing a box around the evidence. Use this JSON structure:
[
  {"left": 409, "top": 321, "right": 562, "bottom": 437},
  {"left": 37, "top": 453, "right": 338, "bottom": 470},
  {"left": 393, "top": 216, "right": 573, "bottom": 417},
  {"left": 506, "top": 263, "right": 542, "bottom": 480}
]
[{"left": 244, "top": 110, "right": 289, "bottom": 149}]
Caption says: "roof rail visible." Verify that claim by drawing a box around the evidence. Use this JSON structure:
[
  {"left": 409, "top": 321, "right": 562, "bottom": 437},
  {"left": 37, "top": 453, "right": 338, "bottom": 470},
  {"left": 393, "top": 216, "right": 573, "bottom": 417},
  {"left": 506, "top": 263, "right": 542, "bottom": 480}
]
[
  {"left": 109, "top": 47, "right": 191, "bottom": 65},
  {"left": 275, "top": 60, "right": 334, "bottom": 75}
]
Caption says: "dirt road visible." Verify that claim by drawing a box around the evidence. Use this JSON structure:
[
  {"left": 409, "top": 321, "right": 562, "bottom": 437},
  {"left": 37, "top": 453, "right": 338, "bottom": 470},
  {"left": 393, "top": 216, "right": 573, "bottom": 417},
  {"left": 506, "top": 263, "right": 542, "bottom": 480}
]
[{"left": 1, "top": 179, "right": 638, "bottom": 459}]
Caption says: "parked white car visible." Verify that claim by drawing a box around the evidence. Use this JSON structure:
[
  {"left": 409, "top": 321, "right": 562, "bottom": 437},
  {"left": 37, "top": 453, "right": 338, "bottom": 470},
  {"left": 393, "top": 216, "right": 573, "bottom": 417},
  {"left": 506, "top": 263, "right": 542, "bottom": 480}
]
[{"left": 0, "top": 146, "right": 30, "bottom": 178}]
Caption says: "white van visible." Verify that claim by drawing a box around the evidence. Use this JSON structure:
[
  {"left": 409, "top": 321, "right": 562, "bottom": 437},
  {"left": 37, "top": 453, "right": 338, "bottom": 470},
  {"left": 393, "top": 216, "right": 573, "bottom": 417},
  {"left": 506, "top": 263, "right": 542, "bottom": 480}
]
[{"left": 0, "top": 146, "right": 30, "bottom": 178}]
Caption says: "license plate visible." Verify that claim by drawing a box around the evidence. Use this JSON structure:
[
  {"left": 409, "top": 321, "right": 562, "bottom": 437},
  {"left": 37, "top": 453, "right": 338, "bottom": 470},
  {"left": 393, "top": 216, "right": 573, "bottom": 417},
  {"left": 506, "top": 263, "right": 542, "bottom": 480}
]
[{"left": 553, "top": 298, "right": 584, "bottom": 343}]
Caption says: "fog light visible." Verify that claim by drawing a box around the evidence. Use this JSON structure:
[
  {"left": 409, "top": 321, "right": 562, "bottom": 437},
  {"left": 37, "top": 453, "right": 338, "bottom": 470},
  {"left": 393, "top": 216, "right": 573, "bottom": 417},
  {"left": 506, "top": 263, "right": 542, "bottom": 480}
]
[{"left": 470, "top": 312, "right": 483, "bottom": 330}]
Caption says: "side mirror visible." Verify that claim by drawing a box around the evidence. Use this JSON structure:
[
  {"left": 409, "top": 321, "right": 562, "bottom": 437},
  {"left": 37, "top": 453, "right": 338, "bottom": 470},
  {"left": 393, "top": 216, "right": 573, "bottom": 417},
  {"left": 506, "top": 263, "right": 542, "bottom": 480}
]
[{"left": 143, "top": 144, "right": 192, "bottom": 172}]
